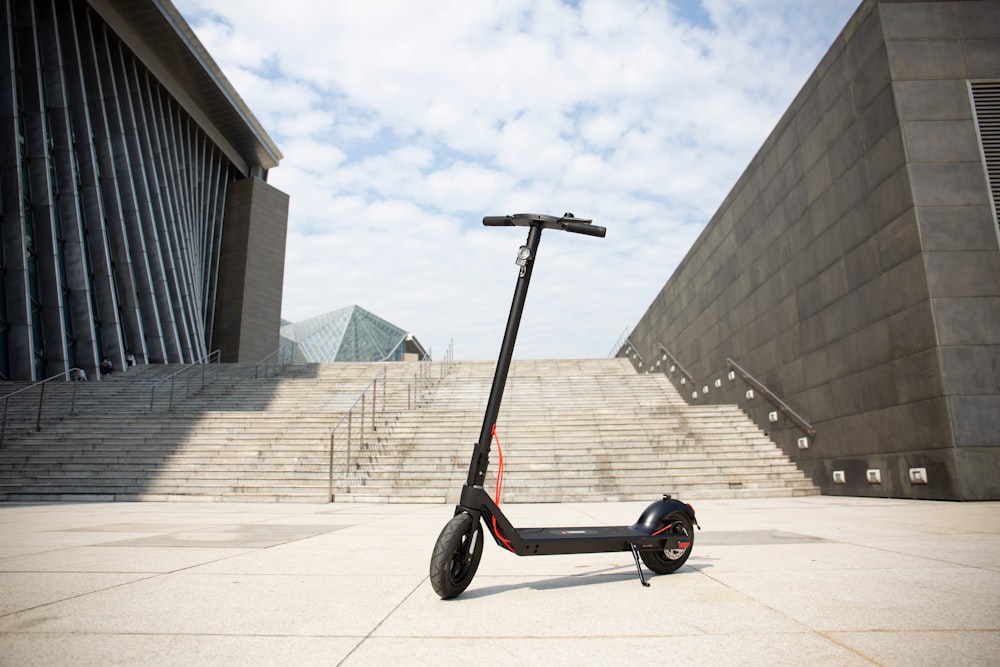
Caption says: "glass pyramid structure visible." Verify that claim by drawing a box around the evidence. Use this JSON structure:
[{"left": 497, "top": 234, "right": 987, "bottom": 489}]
[{"left": 280, "top": 305, "right": 422, "bottom": 362}]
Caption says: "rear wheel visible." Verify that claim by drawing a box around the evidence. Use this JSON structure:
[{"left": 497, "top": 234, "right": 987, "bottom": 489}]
[
  {"left": 640, "top": 511, "right": 694, "bottom": 574},
  {"left": 429, "top": 512, "right": 483, "bottom": 599}
]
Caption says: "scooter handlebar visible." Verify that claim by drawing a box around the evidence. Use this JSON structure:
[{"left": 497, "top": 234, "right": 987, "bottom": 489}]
[
  {"left": 481, "top": 213, "right": 606, "bottom": 238},
  {"left": 562, "top": 220, "right": 606, "bottom": 237}
]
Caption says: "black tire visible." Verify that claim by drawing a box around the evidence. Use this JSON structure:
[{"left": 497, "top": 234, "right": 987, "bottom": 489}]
[
  {"left": 429, "top": 512, "right": 483, "bottom": 599},
  {"left": 639, "top": 511, "right": 694, "bottom": 574}
]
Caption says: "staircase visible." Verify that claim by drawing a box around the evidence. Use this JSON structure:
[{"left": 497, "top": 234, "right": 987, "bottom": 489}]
[
  {"left": 0, "top": 362, "right": 420, "bottom": 502},
  {"left": 334, "top": 358, "right": 819, "bottom": 502},
  {"left": 0, "top": 359, "right": 820, "bottom": 503}
]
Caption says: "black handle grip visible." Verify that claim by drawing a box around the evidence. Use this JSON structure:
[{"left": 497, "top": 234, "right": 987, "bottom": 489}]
[
  {"left": 562, "top": 221, "right": 606, "bottom": 237},
  {"left": 482, "top": 213, "right": 605, "bottom": 238}
]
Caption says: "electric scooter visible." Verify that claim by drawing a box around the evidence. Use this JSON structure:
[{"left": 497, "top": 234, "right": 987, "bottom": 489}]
[{"left": 429, "top": 212, "right": 698, "bottom": 600}]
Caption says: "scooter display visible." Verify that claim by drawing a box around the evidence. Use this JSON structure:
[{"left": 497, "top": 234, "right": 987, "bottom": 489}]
[{"left": 429, "top": 212, "right": 698, "bottom": 600}]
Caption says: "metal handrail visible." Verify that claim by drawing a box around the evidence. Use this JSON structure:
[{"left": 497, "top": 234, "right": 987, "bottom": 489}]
[
  {"left": 726, "top": 357, "right": 816, "bottom": 437},
  {"left": 328, "top": 366, "right": 388, "bottom": 501},
  {"left": 254, "top": 347, "right": 290, "bottom": 379},
  {"left": 327, "top": 352, "right": 455, "bottom": 500},
  {"left": 407, "top": 356, "right": 436, "bottom": 409},
  {"left": 658, "top": 343, "right": 695, "bottom": 384},
  {"left": 148, "top": 350, "right": 222, "bottom": 411},
  {"left": 327, "top": 350, "right": 458, "bottom": 500},
  {"left": 439, "top": 339, "right": 454, "bottom": 379},
  {"left": 0, "top": 369, "right": 79, "bottom": 445},
  {"left": 619, "top": 337, "right": 644, "bottom": 368},
  {"left": 608, "top": 326, "right": 631, "bottom": 357}
]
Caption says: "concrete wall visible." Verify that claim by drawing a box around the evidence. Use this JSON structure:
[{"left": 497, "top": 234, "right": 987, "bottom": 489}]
[
  {"left": 626, "top": 0, "right": 1000, "bottom": 500},
  {"left": 212, "top": 177, "right": 290, "bottom": 363},
  {"left": 894, "top": 1, "right": 1000, "bottom": 501}
]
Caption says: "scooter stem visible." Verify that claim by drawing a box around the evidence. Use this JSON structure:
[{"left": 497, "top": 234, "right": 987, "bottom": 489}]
[{"left": 466, "top": 222, "right": 543, "bottom": 487}]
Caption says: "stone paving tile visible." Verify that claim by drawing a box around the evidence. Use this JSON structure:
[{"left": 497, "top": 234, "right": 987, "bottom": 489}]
[{"left": 0, "top": 497, "right": 997, "bottom": 666}]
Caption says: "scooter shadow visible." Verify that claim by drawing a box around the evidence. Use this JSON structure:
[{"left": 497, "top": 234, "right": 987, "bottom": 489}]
[{"left": 458, "top": 561, "right": 710, "bottom": 599}]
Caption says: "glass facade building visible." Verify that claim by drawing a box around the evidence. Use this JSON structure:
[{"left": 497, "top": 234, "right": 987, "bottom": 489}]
[
  {"left": 280, "top": 306, "right": 427, "bottom": 363},
  {"left": 1, "top": 0, "right": 288, "bottom": 380}
]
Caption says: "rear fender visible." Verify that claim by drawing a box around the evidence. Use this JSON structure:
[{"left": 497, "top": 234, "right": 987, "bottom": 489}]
[{"left": 630, "top": 495, "right": 698, "bottom": 534}]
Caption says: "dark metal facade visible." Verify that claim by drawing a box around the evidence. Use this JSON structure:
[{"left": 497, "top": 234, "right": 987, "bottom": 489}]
[
  {"left": 624, "top": 0, "right": 1000, "bottom": 500},
  {"left": 1, "top": 0, "right": 278, "bottom": 380}
]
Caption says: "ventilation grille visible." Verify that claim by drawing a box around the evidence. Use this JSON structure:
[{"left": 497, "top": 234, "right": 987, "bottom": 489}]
[{"left": 970, "top": 81, "right": 1000, "bottom": 231}]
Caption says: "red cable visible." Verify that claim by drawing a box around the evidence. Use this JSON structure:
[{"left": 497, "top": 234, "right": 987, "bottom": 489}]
[
  {"left": 492, "top": 423, "right": 504, "bottom": 504},
  {"left": 491, "top": 513, "right": 514, "bottom": 552},
  {"left": 489, "top": 424, "right": 515, "bottom": 551}
]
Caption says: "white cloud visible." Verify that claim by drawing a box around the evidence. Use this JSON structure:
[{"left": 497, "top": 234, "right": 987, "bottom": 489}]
[{"left": 175, "top": 0, "right": 860, "bottom": 360}]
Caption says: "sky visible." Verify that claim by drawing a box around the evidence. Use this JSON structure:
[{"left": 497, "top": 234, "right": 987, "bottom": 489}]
[{"left": 173, "top": 0, "right": 861, "bottom": 361}]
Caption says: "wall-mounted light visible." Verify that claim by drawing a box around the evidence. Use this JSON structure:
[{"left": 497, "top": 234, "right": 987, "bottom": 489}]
[
  {"left": 866, "top": 469, "right": 882, "bottom": 484},
  {"left": 745, "top": 389, "right": 754, "bottom": 400},
  {"left": 768, "top": 411, "right": 779, "bottom": 422},
  {"left": 669, "top": 364, "right": 676, "bottom": 373},
  {"left": 680, "top": 377, "right": 686, "bottom": 385},
  {"left": 714, "top": 379, "right": 722, "bottom": 388},
  {"left": 691, "top": 391, "right": 698, "bottom": 399},
  {"left": 909, "top": 467, "right": 928, "bottom": 484},
  {"left": 702, "top": 385, "right": 709, "bottom": 394},
  {"left": 728, "top": 371, "right": 736, "bottom": 381},
  {"left": 832, "top": 470, "right": 846, "bottom": 484},
  {"left": 797, "top": 437, "right": 809, "bottom": 449}
]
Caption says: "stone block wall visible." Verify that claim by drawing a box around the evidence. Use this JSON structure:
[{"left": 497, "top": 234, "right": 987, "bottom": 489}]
[{"left": 626, "top": 0, "right": 1000, "bottom": 500}]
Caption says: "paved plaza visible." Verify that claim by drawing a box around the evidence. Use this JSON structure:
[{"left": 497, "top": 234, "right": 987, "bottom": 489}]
[{"left": 1, "top": 496, "right": 998, "bottom": 666}]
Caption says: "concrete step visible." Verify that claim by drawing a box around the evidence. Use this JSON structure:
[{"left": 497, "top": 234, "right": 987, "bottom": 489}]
[{"left": 0, "top": 358, "right": 820, "bottom": 502}]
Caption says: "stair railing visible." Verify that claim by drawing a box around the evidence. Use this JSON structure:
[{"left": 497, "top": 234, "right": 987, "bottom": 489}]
[
  {"left": 328, "top": 366, "right": 388, "bottom": 501},
  {"left": 439, "top": 339, "right": 454, "bottom": 379},
  {"left": 652, "top": 343, "right": 814, "bottom": 439},
  {"left": 407, "top": 356, "right": 435, "bottom": 409},
  {"left": 657, "top": 343, "right": 695, "bottom": 387},
  {"left": 726, "top": 358, "right": 816, "bottom": 438},
  {"left": 608, "top": 326, "right": 631, "bottom": 357},
  {"left": 254, "top": 347, "right": 291, "bottom": 379},
  {"left": 148, "top": 350, "right": 222, "bottom": 411},
  {"left": 618, "top": 337, "right": 645, "bottom": 370},
  {"left": 0, "top": 369, "right": 78, "bottom": 446}
]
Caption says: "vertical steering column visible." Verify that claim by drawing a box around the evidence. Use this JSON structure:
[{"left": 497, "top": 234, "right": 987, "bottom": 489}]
[{"left": 466, "top": 223, "right": 543, "bottom": 487}]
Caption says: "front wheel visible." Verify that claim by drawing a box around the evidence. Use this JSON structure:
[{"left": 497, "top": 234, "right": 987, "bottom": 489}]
[
  {"left": 640, "top": 511, "right": 694, "bottom": 574},
  {"left": 429, "top": 512, "right": 483, "bottom": 599}
]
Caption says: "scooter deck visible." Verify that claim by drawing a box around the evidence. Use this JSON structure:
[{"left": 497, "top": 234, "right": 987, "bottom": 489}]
[{"left": 514, "top": 525, "right": 683, "bottom": 556}]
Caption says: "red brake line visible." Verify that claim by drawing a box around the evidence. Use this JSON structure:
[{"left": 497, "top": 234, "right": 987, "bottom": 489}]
[
  {"left": 490, "top": 423, "right": 514, "bottom": 552},
  {"left": 492, "top": 423, "right": 504, "bottom": 504}
]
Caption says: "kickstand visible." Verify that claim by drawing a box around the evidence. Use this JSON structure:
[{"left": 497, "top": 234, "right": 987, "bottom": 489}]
[{"left": 629, "top": 543, "right": 650, "bottom": 587}]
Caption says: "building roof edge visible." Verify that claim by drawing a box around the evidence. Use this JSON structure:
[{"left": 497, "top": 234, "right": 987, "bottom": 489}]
[{"left": 89, "top": 0, "right": 283, "bottom": 173}]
